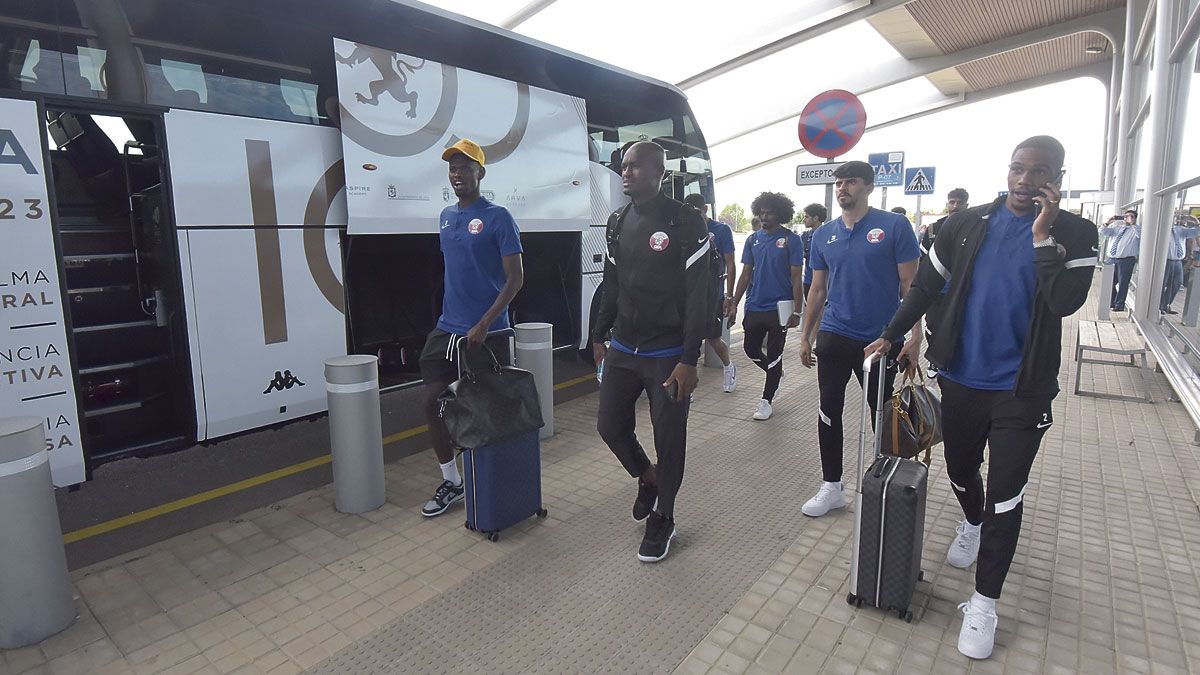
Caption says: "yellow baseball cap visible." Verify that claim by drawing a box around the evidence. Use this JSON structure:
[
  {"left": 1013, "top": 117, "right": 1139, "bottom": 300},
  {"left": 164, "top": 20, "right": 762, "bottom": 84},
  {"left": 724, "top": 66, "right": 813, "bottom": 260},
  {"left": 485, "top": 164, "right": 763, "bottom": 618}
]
[{"left": 441, "top": 138, "right": 486, "bottom": 166}]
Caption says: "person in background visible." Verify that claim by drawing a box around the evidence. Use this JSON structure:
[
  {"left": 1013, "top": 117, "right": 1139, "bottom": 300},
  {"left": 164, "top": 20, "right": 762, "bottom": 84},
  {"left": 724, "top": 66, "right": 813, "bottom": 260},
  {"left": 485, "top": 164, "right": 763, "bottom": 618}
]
[
  {"left": 799, "top": 203, "right": 827, "bottom": 302},
  {"left": 1099, "top": 209, "right": 1139, "bottom": 312},
  {"left": 890, "top": 206, "right": 908, "bottom": 216},
  {"left": 683, "top": 193, "right": 738, "bottom": 392},
  {"left": 727, "top": 192, "right": 804, "bottom": 421},
  {"left": 866, "top": 136, "right": 1097, "bottom": 660},
  {"left": 1161, "top": 213, "right": 1200, "bottom": 315},
  {"left": 918, "top": 187, "right": 969, "bottom": 375},
  {"left": 419, "top": 139, "right": 524, "bottom": 518},
  {"left": 751, "top": 216, "right": 762, "bottom": 232}
]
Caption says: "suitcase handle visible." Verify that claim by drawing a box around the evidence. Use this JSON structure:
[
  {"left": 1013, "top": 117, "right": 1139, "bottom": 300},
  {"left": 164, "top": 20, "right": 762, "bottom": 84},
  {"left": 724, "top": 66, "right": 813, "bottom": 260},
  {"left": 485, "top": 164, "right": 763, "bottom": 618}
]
[{"left": 856, "top": 353, "right": 890, "bottom": 496}]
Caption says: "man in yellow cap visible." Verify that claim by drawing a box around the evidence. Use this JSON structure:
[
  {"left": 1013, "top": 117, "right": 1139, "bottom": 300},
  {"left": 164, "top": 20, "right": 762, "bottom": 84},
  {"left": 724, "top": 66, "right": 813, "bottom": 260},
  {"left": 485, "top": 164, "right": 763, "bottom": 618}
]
[{"left": 419, "top": 138, "right": 525, "bottom": 517}]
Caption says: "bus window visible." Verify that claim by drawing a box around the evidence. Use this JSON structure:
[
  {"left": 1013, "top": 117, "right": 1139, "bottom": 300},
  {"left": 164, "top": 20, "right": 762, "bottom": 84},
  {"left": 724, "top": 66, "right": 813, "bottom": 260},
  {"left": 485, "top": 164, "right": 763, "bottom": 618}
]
[{"left": 0, "top": 33, "right": 67, "bottom": 95}]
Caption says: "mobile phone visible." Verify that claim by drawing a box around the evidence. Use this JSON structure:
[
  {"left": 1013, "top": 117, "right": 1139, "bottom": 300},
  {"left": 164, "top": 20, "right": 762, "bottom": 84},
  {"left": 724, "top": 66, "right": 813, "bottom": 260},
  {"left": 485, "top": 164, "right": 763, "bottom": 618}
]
[
  {"left": 1052, "top": 168, "right": 1065, "bottom": 187},
  {"left": 665, "top": 380, "right": 679, "bottom": 400}
]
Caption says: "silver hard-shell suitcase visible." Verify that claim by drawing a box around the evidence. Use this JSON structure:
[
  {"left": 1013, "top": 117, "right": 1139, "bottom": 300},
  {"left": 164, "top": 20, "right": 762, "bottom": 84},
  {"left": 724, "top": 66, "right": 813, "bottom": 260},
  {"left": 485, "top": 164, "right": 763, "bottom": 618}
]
[{"left": 847, "top": 354, "right": 928, "bottom": 622}]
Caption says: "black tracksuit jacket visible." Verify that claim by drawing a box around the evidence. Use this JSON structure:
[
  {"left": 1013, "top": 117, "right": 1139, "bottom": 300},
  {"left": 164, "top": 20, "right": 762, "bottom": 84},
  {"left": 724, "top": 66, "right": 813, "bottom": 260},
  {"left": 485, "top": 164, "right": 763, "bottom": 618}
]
[
  {"left": 880, "top": 197, "right": 1099, "bottom": 397},
  {"left": 591, "top": 193, "right": 710, "bottom": 366}
]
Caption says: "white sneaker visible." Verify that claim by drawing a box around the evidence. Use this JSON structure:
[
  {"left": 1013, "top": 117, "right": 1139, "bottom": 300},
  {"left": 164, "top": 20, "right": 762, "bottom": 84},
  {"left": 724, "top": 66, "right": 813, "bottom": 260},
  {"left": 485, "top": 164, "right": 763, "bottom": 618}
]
[
  {"left": 752, "top": 398, "right": 772, "bottom": 420},
  {"left": 801, "top": 481, "right": 847, "bottom": 517},
  {"left": 722, "top": 363, "right": 737, "bottom": 393},
  {"left": 957, "top": 599, "right": 998, "bottom": 659},
  {"left": 946, "top": 520, "right": 981, "bottom": 568}
]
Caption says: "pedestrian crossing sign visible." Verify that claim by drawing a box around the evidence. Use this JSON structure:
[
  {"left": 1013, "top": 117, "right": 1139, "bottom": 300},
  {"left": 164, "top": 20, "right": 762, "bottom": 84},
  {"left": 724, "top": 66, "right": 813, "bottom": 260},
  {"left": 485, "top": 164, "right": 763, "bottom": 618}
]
[{"left": 903, "top": 166, "right": 936, "bottom": 195}]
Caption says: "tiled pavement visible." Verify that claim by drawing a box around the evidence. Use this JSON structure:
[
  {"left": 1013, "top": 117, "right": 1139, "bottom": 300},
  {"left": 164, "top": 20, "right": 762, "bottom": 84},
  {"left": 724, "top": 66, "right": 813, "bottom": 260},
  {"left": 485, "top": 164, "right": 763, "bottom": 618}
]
[{"left": 4, "top": 285, "right": 1200, "bottom": 674}]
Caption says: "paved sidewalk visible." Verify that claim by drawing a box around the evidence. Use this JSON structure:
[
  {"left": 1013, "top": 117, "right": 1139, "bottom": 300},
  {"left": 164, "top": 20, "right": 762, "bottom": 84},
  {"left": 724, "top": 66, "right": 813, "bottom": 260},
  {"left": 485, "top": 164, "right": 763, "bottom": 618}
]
[{"left": 3, "top": 288, "right": 1200, "bottom": 674}]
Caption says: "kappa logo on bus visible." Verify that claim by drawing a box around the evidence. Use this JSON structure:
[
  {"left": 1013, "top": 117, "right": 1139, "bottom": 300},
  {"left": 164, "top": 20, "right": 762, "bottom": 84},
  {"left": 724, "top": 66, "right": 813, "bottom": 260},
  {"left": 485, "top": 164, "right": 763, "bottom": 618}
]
[
  {"left": 866, "top": 228, "right": 885, "bottom": 244},
  {"left": 468, "top": 218, "right": 484, "bottom": 234},
  {"left": 649, "top": 231, "right": 670, "bottom": 251},
  {"left": 263, "top": 370, "right": 306, "bottom": 394}
]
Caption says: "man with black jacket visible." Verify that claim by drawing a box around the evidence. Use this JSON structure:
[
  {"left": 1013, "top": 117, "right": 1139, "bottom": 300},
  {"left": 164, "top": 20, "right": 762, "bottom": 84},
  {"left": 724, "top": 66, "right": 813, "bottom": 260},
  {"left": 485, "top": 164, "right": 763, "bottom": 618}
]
[
  {"left": 867, "top": 136, "right": 1098, "bottom": 660},
  {"left": 592, "top": 141, "right": 709, "bottom": 563}
]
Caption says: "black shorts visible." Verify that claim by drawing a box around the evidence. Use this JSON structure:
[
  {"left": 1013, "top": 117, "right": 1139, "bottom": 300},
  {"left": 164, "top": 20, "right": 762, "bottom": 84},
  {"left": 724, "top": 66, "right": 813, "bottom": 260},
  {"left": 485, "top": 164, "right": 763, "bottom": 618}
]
[{"left": 418, "top": 328, "right": 512, "bottom": 385}]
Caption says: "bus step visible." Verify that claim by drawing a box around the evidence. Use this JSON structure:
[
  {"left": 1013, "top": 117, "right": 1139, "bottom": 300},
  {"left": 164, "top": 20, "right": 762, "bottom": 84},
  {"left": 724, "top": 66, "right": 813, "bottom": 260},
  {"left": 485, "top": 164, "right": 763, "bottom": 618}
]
[
  {"left": 78, "top": 355, "right": 171, "bottom": 376},
  {"left": 83, "top": 391, "right": 168, "bottom": 419},
  {"left": 63, "top": 253, "right": 136, "bottom": 265},
  {"left": 73, "top": 319, "right": 158, "bottom": 333}
]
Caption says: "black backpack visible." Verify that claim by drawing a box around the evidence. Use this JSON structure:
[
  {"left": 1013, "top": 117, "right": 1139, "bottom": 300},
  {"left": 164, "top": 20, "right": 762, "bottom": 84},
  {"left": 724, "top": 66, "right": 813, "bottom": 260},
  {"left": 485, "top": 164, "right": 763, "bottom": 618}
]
[{"left": 607, "top": 201, "right": 724, "bottom": 322}]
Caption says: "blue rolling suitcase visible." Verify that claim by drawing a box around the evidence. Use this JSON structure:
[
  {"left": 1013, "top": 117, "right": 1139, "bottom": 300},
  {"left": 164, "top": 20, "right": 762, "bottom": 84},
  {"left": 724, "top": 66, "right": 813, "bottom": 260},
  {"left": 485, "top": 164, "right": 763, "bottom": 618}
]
[{"left": 462, "top": 430, "right": 547, "bottom": 541}]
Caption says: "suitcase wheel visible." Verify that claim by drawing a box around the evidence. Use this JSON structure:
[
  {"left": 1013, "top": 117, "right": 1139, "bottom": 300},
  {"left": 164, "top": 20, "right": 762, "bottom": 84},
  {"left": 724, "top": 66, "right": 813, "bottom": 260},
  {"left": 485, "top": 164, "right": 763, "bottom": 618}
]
[
  {"left": 536, "top": 508, "right": 548, "bottom": 518},
  {"left": 918, "top": 570, "right": 925, "bottom": 582},
  {"left": 487, "top": 532, "right": 500, "bottom": 542},
  {"left": 465, "top": 521, "right": 475, "bottom": 531},
  {"left": 847, "top": 593, "right": 863, "bottom": 608}
]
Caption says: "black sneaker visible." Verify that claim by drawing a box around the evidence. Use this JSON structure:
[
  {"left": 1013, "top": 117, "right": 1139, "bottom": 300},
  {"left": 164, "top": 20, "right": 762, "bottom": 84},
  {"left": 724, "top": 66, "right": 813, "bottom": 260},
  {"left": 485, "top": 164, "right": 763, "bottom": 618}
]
[
  {"left": 632, "top": 480, "right": 658, "bottom": 523},
  {"left": 421, "top": 480, "right": 465, "bottom": 517},
  {"left": 637, "top": 511, "right": 677, "bottom": 563}
]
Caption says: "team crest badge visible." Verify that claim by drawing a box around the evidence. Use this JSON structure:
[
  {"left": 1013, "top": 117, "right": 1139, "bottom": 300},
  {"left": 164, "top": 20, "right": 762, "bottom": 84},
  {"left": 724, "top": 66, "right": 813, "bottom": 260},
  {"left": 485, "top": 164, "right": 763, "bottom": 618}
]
[
  {"left": 775, "top": 238, "right": 787, "bottom": 248},
  {"left": 468, "top": 218, "right": 484, "bottom": 234},
  {"left": 866, "top": 228, "right": 885, "bottom": 244},
  {"left": 649, "top": 231, "right": 670, "bottom": 251}
]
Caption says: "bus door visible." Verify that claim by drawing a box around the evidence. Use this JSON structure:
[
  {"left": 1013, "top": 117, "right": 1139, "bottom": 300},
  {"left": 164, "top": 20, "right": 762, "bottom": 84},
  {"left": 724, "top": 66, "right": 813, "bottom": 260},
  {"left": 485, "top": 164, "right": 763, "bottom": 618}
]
[
  {"left": 39, "top": 102, "right": 196, "bottom": 472},
  {"left": 0, "top": 95, "right": 86, "bottom": 486},
  {"left": 165, "top": 110, "right": 346, "bottom": 440}
]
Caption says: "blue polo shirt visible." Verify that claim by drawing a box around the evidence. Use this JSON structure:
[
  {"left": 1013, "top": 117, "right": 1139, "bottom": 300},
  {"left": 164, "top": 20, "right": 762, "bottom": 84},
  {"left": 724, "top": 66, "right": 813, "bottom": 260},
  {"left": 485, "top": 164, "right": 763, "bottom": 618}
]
[
  {"left": 436, "top": 197, "right": 523, "bottom": 335},
  {"left": 707, "top": 219, "right": 735, "bottom": 281},
  {"left": 809, "top": 207, "right": 920, "bottom": 342},
  {"left": 742, "top": 226, "right": 805, "bottom": 312},
  {"left": 942, "top": 205, "right": 1036, "bottom": 390},
  {"left": 800, "top": 229, "right": 815, "bottom": 285}
]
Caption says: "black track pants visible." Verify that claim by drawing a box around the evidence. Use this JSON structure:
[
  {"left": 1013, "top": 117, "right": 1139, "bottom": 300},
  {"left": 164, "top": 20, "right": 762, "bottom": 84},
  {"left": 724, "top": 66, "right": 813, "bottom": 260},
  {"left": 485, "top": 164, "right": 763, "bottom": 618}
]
[
  {"left": 938, "top": 376, "right": 1054, "bottom": 599},
  {"left": 814, "top": 330, "right": 901, "bottom": 483},
  {"left": 743, "top": 310, "right": 788, "bottom": 401},
  {"left": 596, "top": 349, "right": 689, "bottom": 517}
]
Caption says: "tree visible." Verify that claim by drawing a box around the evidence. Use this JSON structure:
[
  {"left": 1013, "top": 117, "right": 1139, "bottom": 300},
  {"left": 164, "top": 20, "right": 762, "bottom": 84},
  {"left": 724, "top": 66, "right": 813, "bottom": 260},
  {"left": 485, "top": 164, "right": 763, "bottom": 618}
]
[{"left": 719, "top": 203, "right": 749, "bottom": 232}]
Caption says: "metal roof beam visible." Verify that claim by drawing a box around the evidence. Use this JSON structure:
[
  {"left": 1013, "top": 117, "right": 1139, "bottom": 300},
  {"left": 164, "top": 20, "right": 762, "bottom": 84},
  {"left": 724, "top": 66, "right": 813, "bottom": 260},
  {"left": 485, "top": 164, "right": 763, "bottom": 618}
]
[
  {"left": 675, "top": 0, "right": 903, "bottom": 90},
  {"left": 713, "top": 61, "right": 1112, "bottom": 183},
  {"left": 709, "top": 8, "right": 1124, "bottom": 148},
  {"left": 500, "top": 0, "right": 559, "bottom": 30}
]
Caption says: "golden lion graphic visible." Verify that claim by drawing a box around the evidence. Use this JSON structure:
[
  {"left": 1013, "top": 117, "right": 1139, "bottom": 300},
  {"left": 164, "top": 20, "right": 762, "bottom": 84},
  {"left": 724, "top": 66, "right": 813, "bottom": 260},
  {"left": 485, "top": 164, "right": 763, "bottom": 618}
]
[{"left": 336, "top": 44, "right": 427, "bottom": 118}]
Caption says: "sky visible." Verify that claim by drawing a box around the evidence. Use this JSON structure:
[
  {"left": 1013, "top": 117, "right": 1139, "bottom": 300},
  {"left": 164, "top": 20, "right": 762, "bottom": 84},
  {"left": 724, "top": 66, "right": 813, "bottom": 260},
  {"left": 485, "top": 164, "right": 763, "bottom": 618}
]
[{"left": 412, "top": 0, "right": 1199, "bottom": 221}]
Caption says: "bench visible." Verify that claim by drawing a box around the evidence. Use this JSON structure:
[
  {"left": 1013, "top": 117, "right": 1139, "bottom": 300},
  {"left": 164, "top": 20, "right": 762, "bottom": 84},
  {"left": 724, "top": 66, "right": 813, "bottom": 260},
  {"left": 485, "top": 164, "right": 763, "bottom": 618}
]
[{"left": 1074, "top": 319, "right": 1153, "bottom": 403}]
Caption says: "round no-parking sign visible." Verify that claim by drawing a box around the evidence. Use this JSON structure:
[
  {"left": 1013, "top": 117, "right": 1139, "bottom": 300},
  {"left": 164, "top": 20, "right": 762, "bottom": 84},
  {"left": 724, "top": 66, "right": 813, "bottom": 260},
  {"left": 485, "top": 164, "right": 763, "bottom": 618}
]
[{"left": 797, "top": 89, "right": 867, "bottom": 159}]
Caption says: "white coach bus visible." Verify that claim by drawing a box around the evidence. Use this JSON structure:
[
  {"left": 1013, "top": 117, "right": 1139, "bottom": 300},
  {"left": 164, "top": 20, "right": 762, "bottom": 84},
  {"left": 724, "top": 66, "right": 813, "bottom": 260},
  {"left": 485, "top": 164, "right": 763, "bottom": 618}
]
[{"left": 0, "top": 0, "right": 715, "bottom": 485}]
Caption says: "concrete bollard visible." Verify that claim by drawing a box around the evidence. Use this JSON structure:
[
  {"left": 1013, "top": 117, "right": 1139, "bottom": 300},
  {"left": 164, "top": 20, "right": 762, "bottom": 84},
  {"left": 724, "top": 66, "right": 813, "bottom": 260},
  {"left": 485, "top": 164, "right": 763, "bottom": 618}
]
[
  {"left": 0, "top": 417, "right": 76, "bottom": 648},
  {"left": 703, "top": 319, "right": 732, "bottom": 368},
  {"left": 514, "top": 322, "right": 554, "bottom": 439},
  {"left": 324, "top": 356, "right": 386, "bottom": 514}
]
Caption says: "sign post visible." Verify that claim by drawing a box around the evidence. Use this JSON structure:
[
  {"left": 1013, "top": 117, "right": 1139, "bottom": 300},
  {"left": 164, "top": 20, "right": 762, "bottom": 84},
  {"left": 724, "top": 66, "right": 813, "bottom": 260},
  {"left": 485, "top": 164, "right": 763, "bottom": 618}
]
[
  {"left": 869, "top": 152, "right": 904, "bottom": 210},
  {"left": 904, "top": 166, "right": 936, "bottom": 232}
]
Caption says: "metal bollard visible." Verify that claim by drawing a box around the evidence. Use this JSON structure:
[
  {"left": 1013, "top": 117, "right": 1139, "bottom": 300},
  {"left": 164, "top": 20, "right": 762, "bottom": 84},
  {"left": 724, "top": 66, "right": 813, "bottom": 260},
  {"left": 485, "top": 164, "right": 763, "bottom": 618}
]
[
  {"left": 324, "top": 356, "right": 385, "bottom": 514},
  {"left": 0, "top": 417, "right": 76, "bottom": 648},
  {"left": 514, "top": 322, "right": 554, "bottom": 439},
  {"left": 703, "top": 319, "right": 732, "bottom": 368}
]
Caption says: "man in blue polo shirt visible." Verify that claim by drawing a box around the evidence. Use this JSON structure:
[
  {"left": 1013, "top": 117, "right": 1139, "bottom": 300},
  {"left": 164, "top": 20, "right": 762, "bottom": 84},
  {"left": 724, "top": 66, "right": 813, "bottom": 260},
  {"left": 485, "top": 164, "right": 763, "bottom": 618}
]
[
  {"left": 727, "top": 192, "right": 805, "bottom": 421},
  {"left": 797, "top": 160, "right": 922, "bottom": 517},
  {"left": 418, "top": 138, "right": 524, "bottom": 518},
  {"left": 683, "top": 193, "right": 738, "bottom": 393},
  {"left": 799, "top": 203, "right": 827, "bottom": 301}
]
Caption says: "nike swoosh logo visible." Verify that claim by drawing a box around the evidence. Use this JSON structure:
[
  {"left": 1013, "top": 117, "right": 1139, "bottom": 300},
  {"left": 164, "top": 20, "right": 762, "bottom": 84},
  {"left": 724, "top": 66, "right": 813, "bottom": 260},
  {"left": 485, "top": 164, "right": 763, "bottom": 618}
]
[
  {"left": 1036, "top": 422, "right": 1052, "bottom": 429},
  {"left": 699, "top": 236, "right": 709, "bottom": 244},
  {"left": 1092, "top": 246, "right": 1098, "bottom": 252}
]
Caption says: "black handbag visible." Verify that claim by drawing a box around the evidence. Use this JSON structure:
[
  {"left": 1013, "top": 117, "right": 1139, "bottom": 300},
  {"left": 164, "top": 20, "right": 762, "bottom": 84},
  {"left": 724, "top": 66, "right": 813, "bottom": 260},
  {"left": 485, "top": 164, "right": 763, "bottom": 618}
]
[
  {"left": 880, "top": 372, "right": 943, "bottom": 466},
  {"left": 436, "top": 342, "right": 544, "bottom": 449}
]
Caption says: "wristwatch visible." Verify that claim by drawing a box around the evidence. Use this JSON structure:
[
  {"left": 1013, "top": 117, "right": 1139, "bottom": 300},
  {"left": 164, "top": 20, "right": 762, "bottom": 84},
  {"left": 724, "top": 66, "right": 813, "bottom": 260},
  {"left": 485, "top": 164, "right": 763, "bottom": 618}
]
[{"left": 1032, "top": 235, "right": 1057, "bottom": 249}]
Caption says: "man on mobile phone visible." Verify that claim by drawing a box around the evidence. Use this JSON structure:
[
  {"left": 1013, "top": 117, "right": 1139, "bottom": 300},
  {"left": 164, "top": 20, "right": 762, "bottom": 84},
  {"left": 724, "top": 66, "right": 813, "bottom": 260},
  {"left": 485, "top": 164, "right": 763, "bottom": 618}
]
[
  {"left": 592, "top": 141, "right": 710, "bottom": 563},
  {"left": 1100, "top": 209, "right": 1139, "bottom": 312},
  {"left": 1160, "top": 213, "right": 1200, "bottom": 314},
  {"left": 797, "top": 161, "right": 922, "bottom": 518},
  {"left": 865, "top": 136, "right": 1098, "bottom": 660}
]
